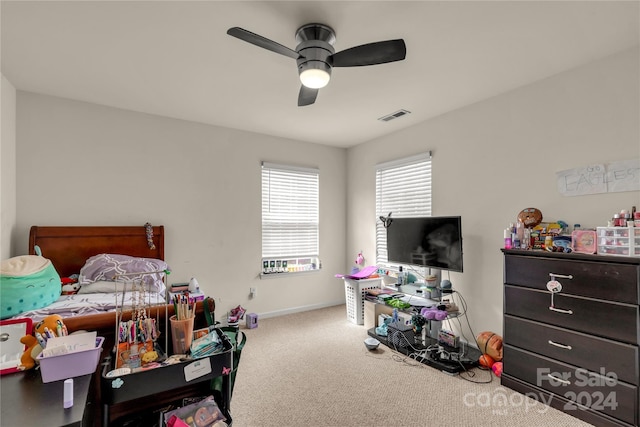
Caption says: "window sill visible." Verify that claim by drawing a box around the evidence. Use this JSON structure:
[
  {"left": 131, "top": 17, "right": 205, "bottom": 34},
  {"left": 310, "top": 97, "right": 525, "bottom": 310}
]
[{"left": 259, "top": 269, "right": 321, "bottom": 279}]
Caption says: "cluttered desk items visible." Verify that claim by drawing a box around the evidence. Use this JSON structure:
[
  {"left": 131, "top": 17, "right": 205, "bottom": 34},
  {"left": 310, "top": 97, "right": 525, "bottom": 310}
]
[{"left": 3, "top": 313, "right": 103, "bottom": 383}]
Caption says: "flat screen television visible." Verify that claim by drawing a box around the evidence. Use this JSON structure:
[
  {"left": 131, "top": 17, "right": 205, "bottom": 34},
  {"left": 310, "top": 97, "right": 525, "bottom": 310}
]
[{"left": 386, "top": 216, "right": 463, "bottom": 273}]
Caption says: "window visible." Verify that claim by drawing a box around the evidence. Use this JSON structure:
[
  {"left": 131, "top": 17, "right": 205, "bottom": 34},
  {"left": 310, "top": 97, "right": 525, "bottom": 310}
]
[
  {"left": 376, "top": 152, "right": 432, "bottom": 264},
  {"left": 261, "top": 162, "right": 319, "bottom": 274}
]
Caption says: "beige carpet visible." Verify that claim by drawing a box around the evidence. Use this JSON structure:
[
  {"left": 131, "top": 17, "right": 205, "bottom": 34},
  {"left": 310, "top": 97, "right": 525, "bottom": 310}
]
[{"left": 231, "top": 304, "right": 593, "bottom": 427}]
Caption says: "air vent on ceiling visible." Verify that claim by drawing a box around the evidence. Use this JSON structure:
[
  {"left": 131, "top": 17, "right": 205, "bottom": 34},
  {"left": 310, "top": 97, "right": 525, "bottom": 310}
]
[{"left": 378, "top": 109, "right": 411, "bottom": 122}]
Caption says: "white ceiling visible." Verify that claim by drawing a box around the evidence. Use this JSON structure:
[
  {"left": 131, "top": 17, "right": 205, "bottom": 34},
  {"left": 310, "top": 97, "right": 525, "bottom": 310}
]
[{"left": 2, "top": 1, "right": 639, "bottom": 148}]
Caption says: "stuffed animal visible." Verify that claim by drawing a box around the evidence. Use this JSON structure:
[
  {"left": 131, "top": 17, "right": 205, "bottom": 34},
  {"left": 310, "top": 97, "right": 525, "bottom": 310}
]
[
  {"left": 61, "top": 282, "right": 80, "bottom": 295},
  {"left": 141, "top": 350, "right": 159, "bottom": 364},
  {"left": 18, "top": 314, "right": 67, "bottom": 370},
  {"left": 18, "top": 335, "right": 41, "bottom": 371},
  {"left": 34, "top": 314, "right": 65, "bottom": 338}
]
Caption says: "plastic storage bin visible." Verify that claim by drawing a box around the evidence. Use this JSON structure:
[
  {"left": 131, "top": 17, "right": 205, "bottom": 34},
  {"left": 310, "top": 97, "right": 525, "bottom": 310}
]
[
  {"left": 37, "top": 336, "right": 104, "bottom": 383},
  {"left": 596, "top": 227, "right": 640, "bottom": 257},
  {"left": 343, "top": 277, "right": 382, "bottom": 325}
]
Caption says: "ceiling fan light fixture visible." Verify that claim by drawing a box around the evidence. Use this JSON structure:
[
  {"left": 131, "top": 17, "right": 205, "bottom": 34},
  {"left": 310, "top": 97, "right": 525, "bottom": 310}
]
[
  {"left": 298, "top": 60, "right": 332, "bottom": 89},
  {"left": 300, "top": 68, "right": 331, "bottom": 89}
]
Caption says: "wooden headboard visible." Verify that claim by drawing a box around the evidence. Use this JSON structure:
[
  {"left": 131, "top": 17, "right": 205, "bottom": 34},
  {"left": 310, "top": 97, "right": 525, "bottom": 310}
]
[
  {"left": 26, "top": 225, "right": 203, "bottom": 339},
  {"left": 29, "top": 225, "right": 164, "bottom": 278}
]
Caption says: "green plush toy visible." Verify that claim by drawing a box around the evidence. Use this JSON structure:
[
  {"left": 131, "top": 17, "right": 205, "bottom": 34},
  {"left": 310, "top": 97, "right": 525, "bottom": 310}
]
[{"left": 0, "top": 255, "right": 61, "bottom": 319}]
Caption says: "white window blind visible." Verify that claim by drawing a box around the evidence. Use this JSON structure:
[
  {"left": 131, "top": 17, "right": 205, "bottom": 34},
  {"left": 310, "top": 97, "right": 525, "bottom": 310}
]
[
  {"left": 262, "top": 162, "right": 319, "bottom": 259},
  {"left": 376, "top": 152, "right": 432, "bottom": 264}
]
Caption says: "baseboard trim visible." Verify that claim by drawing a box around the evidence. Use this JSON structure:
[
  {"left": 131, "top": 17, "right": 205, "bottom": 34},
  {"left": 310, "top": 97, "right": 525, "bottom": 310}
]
[{"left": 257, "top": 301, "right": 344, "bottom": 320}]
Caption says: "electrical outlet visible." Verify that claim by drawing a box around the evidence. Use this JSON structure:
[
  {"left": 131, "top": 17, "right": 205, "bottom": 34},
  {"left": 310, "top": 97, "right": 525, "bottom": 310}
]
[{"left": 250, "top": 287, "right": 256, "bottom": 297}]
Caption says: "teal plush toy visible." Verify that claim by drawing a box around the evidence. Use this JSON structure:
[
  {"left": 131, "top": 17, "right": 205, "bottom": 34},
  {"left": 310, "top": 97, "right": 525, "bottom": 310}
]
[{"left": 0, "top": 255, "right": 61, "bottom": 319}]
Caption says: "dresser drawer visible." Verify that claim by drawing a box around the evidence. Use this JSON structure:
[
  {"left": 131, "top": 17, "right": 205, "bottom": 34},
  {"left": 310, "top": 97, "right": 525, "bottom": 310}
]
[
  {"left": 505, "top": 255, "right": 639, "bottom": 304},
  {"left": 505, "top": 285, "right": 639, "bottom": 344},
  {"left": 504, "top": 315, "right": 639, "bottom": 385},
  {"left": 504, "top": 345, "right": 638, "bottom": 425}
]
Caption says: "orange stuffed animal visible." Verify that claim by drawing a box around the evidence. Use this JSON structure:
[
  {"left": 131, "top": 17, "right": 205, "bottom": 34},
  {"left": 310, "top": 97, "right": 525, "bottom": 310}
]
[
  {"left": 18, "top": 314, "right": 67, "bottom": 370},
  {"left": 34, "top": 314, "right": 65, "bottom": 339},
  {"left": 18, "top": 335, "right": 41, "bottom": 371}
]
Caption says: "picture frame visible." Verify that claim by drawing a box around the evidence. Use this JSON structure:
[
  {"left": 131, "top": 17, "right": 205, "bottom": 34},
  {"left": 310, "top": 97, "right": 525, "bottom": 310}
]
[{"left": 0, "top": 317, "right": 33, "bottom": 375}]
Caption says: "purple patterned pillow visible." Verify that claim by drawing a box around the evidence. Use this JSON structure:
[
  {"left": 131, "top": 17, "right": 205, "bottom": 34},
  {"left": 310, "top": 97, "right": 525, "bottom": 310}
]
[{"left": 79, "top": 254, "right": 169, "bottom": 294}]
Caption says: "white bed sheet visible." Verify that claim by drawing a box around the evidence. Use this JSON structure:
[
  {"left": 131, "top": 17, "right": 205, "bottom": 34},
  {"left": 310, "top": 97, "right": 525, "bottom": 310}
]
[{"left": 14, "top": 292, "right": 166, "bottom": 322}]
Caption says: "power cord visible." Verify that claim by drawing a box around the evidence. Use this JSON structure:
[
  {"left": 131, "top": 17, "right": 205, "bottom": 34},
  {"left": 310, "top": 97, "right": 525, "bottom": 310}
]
[{"left": 448, "top": 290, "right": 495, "bottom": 383}]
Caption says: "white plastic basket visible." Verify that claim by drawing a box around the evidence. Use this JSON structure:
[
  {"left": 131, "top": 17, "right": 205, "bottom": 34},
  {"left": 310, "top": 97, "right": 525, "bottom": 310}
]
[{"left": 343, "top": 278, "right": 382, "bottom": 325}]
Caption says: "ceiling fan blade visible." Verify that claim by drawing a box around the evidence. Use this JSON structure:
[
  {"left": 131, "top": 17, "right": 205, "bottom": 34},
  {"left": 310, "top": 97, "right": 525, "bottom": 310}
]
[
  {"left": 298, "top": 86, "right": 318, "bottom": 107},
  {"left": 330, "top": 39, "right": 406, "bottom": 67},
  {"left": 227, "top": 27, "right": 300, "bottom": 60}
]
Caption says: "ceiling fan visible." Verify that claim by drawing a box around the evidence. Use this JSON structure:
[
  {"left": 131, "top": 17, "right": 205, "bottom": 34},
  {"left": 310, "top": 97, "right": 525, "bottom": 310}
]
[{"left": 227, "top": 24, "right": 407, "bottom": 107}]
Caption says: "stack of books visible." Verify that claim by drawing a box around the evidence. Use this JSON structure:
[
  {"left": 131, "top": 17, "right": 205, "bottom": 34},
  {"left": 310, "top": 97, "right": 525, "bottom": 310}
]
[
  {"left": 170, "top": 282, "right": 189, "bottom": 292},
  {"left": 365, "top": 287, "right": 394, "bottom": 302}
]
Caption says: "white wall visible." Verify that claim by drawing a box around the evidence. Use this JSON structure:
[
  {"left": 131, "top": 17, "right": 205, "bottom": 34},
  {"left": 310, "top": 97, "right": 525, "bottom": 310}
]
[
  {"left": 347, "top": 47, "right": 640, "bottom": 339},
  {"left": 11, "top": 48, "right": 640, "bottom": 330},
  {"left": 14, "top": 94, "right": 348, "bottom": 317},
  {"left": 1, "top": 74, "right": 17, "bottom": 261}
]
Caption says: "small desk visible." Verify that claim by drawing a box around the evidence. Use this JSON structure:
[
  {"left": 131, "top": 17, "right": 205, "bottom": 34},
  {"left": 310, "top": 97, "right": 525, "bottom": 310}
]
[{"left": 0, "top": 370, "right": 92, "bottom": 427}]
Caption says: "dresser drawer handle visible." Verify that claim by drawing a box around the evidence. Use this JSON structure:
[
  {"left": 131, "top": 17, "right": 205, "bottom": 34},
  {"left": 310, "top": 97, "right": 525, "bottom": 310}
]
[
  {"left": 547, "top": 374, "right": 571, "bottom": 385},
  {"left": 548, "top": 340, "right": 572, "bottom": 350},
  {"left": 549, "top": 273, "right": 573, "bottom": 280},
  {"left": 549, "top": 306, "right": 573, "bottom": 315}
]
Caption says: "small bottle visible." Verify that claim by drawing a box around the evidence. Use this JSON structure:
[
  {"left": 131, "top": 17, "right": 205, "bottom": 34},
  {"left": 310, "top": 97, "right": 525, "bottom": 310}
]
[
  {"left": 397, "top": 266, "right": 403, "bottom": 286},
  {"left": 63, "top": 378, "right": 74, "bottom": 409},
  {"left": 504, "top": 229, "right": 512, "bottom": 249},
  {"left": 573, "top": 224, "right": 581, "bottom": 231},
  {"left": 515, "top": 220, "right": 524, "bottom": 249},
  {"left": 513, "top": 235, "right": 521, "bottom": 250},
  {"left": 522, "top": 228, "right": 530, "bottom": 250}
]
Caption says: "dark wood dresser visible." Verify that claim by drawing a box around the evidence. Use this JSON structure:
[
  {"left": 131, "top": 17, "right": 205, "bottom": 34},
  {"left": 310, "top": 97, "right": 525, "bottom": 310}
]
[{"left": 502, "top": 249, "right": 639, "bottom": 427}]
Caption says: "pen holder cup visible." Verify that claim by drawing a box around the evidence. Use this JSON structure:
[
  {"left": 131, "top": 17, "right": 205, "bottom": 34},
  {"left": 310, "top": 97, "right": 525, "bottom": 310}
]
[{"left": 169, "top": 315, "right": 194, "bottom": 355}]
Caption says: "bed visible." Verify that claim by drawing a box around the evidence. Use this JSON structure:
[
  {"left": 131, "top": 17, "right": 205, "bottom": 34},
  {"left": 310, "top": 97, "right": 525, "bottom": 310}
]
[
  {"left": 22, "top": 225, "right": 204, "bottom": 337},
  {"left": 8, "top": 226, "right": 216, "bottom": 425},
  {"left": 20, "top": 225, "right": 166, "bottom": 323}
]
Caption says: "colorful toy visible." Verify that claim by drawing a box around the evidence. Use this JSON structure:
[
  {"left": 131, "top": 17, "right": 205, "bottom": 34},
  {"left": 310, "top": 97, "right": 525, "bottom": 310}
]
[
  {"left": 1, "top": 254, "right": 61, "bottom": 319},
  {"left": 34, "top": 314, "right": 65, "bottom": 338},
  {"left": 61, "top": 279, "right": 80, "bottom": 295},
  {"left": 18, "top": 335, "right": 41, "bottom": 371},
  {"left": 141, "top": 349, "right": 159, "bottom": 364},
  {"left": 18, "top": 314, "right": 68, "bottom": 370},
  {"left": 491, "top": 361, "right": 503, "bottom": 377},
  {"left": 420, "top": 307, "right": 448, "bottom": 321}
]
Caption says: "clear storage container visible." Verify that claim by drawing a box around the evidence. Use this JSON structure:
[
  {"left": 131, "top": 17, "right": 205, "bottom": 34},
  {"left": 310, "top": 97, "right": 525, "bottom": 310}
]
[{"left": 596, "top": 227, "right": 640, "bottom": 257}]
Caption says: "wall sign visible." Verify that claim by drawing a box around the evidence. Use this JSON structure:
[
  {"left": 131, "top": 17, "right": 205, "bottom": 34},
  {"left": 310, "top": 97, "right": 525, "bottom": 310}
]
[{"left": 556, "top": 159, "right": 640, "bottom": 197}]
